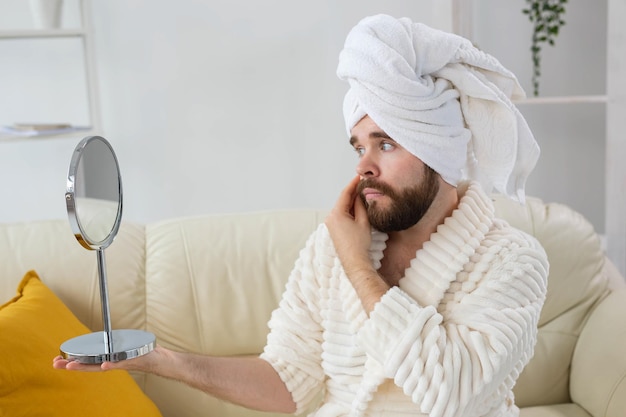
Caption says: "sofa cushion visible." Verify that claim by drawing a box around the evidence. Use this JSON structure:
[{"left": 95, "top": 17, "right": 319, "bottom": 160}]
[
  {"left": 571, "top": 288, "right": 626, "bottom": 417},
  {"left": 0, "top": 270, "right": 162, "bottom": 417},
  {"left": 519, "top": 403, "right": 591, "bottom": 417},
  {"left": 493, "top": 196, "right": 609, "bottom": 407}
]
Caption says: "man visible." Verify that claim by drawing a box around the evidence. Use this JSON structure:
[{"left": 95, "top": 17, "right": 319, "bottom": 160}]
[{"left": 54, "top": 14, "right": 549, "bottom": 417}]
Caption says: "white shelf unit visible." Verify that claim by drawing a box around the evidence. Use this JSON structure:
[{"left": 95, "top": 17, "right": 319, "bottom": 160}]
[
  {"left": 451, "top": 0, "right": 625, "bottom": 276},
  {"left": 0, "top": 0, "right": 100, "bottom": 141}
]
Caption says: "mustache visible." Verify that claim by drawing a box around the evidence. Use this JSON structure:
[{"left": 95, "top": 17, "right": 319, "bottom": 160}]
[{"left": 356, "top": 178, "right": 397, "bottom": 199}]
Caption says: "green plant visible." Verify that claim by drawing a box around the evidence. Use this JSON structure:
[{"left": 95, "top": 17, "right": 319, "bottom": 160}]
[{"left": 522, "top": 0, "right": 568, "bottom": 96}]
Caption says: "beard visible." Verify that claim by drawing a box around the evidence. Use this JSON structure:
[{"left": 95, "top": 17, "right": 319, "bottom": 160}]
[{"left": 357, "top": 166, "right": 440, "bottom": 233}]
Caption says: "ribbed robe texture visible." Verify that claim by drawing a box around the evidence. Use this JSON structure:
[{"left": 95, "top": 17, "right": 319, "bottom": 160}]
[{"left": 261, "top": 182, "right": 549, "bottom": 417}]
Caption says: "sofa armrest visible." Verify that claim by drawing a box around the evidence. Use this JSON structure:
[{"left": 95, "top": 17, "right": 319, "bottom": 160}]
[{"left": 570, "top": 288, "right": 626, "bottom": 417}]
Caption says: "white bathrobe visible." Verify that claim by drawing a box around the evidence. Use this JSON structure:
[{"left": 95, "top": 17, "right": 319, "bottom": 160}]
[{"left": 261, "top": 182, "right": 549, "bottom": 417}]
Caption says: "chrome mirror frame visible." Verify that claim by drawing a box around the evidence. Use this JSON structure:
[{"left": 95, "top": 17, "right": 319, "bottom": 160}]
[{"left": 65, "top": 136, "right": 122, "bottom": 250}]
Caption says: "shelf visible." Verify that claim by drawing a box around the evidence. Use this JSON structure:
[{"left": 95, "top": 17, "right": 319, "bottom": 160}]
[
  {"left": 0, "top": 128, "right": 95, "bottom": 143},
  {"left": 514, "top": 95, "right": 608, "bottom": 105},
  {"left": 0, "top": 28, "right": 86, "bottom": 39}
]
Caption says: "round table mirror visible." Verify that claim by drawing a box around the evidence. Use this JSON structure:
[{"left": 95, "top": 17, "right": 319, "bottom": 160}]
[
  {"left": 66, "top": 135, "right": 122, "bottom": 249},
  {"left": 61, "top": 136, "right": 155, "bottom": 364}
]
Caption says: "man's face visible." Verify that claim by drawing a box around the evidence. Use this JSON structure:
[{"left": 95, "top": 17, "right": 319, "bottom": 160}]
[{"left": 350, "top": 116, "right": 440, "bottom": 233}]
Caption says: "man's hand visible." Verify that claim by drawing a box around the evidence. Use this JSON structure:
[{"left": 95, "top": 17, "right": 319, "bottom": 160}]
[
  {"left": 52, "top": 345, "right": 162, "bottom": 372},
  {"left": 325, "top": 176, "right": 371, "bottom": 269},
  {"left": 325, "top": 176, "right": 389, "bottom": 313}
]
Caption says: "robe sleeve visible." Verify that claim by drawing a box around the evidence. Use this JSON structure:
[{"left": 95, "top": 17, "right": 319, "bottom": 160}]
[{"left": 260, "top": 225, "right": 330, "bottom": 413}]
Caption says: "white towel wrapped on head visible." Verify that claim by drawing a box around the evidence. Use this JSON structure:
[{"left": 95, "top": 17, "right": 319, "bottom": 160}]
[{"left": 337, "top": 14, "right": 539, "bottom": 202}]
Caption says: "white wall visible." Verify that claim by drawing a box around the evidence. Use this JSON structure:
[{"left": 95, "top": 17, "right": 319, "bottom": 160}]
[
  {"left": 0, "top": 0, "right": 609, "bottom": 235},
  {"left": 0, "top": 0, "right": 450, "bottom": 224}
]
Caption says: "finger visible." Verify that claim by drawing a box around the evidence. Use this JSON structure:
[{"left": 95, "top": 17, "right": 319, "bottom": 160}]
[
  {"left": 344, "top": 175, "right": 361, "bottom": 198},
  {"left": 353, "top": 193, "right": 369, "bottom": 226},
  {"left": 336, "top": 176, "right": 361, "bottom": 213},
  {"left": 53, "top": 355, "right": 110, "bottom": 372},
  {"left": 101, "top": 360, "right": 129, "bottom": 371},
  {"left": 64, "top": 360, "right": 106, "bottom": 372},
  {"left": 52, "top": 356, "right": 70, "bottom": 369}
]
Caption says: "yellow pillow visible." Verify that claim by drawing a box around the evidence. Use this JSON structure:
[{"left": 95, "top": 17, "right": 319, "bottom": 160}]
[{"left": 0, "top": 270, "right": 162, "bottom": 417}]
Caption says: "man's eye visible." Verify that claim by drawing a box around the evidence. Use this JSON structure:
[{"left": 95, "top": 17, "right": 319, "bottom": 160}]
[
  {"left": 381, "top": 142, "right": 394, "bottom": 151},
  {"left": 354, "top": 147, "right": 365, "bottom": 157}
]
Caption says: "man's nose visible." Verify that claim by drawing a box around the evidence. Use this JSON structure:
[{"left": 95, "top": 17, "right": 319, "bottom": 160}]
[{"left": 356, "top": 153, "right": 378, "bottom": 178}]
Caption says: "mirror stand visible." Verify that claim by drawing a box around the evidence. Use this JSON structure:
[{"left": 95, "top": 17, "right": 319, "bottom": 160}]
[
  {"left": 60, "top": 136, "right": 155, "bottom": 364},
  {"left": 97, "top": 248, "right": 113, "bottom": 354}
]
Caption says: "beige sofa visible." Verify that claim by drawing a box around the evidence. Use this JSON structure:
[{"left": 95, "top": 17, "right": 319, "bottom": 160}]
[{"left": 1, "top": 195, "right": 625, "bottom": 417}]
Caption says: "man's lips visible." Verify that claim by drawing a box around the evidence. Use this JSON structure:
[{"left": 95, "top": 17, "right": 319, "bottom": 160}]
[{"left": 361, "top": 187, "right": 384, "bottom": 201}]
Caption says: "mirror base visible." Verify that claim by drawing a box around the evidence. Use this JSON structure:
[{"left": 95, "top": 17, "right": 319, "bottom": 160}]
[{"left": 60, "top": 329, "right": 156, "bottom": 364}]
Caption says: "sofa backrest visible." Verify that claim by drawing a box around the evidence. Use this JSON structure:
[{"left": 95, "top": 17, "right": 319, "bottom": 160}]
[
  {"left": 0, "top": 220, "right": 147, "bottom": 333},
  {"left": 143, "top": 209, "right": 326, "bottom": 355}
]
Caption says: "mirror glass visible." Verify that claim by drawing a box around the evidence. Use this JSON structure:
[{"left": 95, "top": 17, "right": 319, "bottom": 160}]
[{"left": 66, "top": 136, "right": 122, "bottom": 250}]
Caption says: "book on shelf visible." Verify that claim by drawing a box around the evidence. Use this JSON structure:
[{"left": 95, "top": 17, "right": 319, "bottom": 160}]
[{"left": 0, "top": 123, "right": 91, "bottom": 137}]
